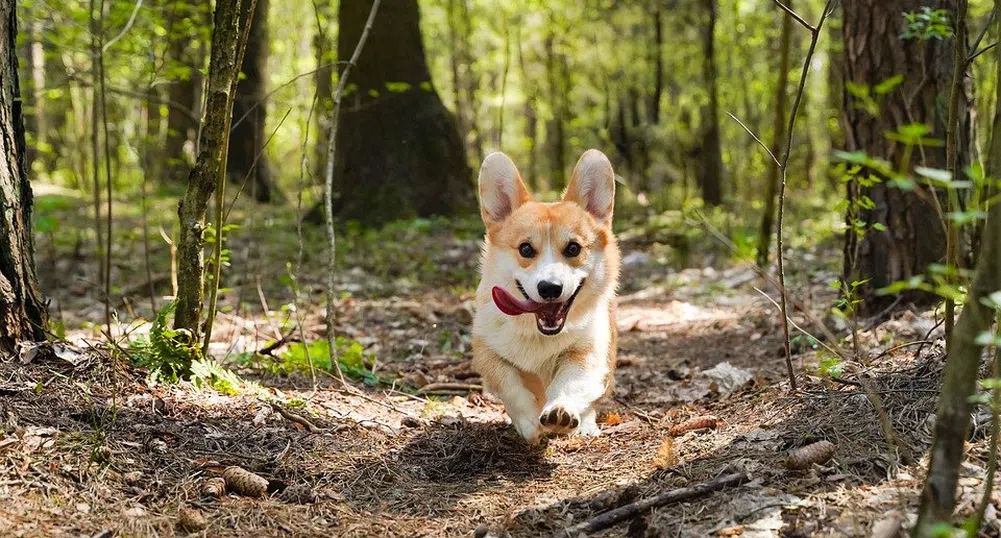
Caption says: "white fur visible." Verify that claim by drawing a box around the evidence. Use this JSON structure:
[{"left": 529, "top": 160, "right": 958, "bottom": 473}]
[{"left": 473, "top": 239, "right": 614, "bottom": 440}]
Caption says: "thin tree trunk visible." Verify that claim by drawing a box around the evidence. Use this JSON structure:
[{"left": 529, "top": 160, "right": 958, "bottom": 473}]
[
  {"left": 757, "top": 0, "right": 794, "bottom": 266},
  {"left": 458, "top": 0, "right": 483, "bottom": 163},
  {"left": 915, "top": 4, "right": 999, "bottom": 531},
  {"left": 516, "top": 20, "right": 538, "bottom": 188},
  {"left": 0, "top": 0, "right": 47, "bottom": 353},
  {"left": 312, "top": 0, "right": 333, "bottom": 182},
  {"left": 696, "top": 0, "right": 724, "bottom": 206},
  {"left": 164, "top": 0, "right": 206, "bottom": 183},
  {"left": 446, "top": 0, "right": 467, "bottom": 148},
  {"left": 650, "top": 0, "right": 663, "bottom": 126},
  {"left": 173, "top": 0, "right": 255, "bottom": 338},
  {"left": 228, "top": 0, "right": 277, "bottom": 203},
  {"left": 544, "top": 26, "right": 567, "bottom": 190}
]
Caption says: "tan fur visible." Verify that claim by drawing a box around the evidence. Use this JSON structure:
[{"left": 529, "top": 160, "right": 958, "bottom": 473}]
[{"left": 472, "top": 150, "right": 620, "bottom": 443}]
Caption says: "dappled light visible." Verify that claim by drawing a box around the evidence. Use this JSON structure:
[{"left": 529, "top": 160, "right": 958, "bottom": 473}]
[{"left": 2, "top": 0, "right": 1001, "bottom": 536}]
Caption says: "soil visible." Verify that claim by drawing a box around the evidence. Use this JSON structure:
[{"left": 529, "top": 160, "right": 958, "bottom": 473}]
[{"left": 3, "top": 197, "right": 1000, "bottom": 537}]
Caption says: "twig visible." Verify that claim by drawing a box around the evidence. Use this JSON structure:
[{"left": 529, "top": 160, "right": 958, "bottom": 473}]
[
  {"left": 968, "top": 4, "right": 999, "bottom": 65},
  {"left": 101, "top": 0, "right": 144, "bottom": 53},
  {"left": 551, "top": 473, "right": 748, "bottom": 538},
  {"left": 870, "top": 340, "right": 935, "bottom": 362},
  {"left": 769, "top": 0, "right": 814, "bottom": 31},
  {"left": 269, "top": 403, "right": 322, "bottom": 433},
  {"left": 726, "top": 111, "right": 780, "bottom": 167},
  {"left": 969, "top": 42, "right": 1000, "bottom": 63},
  {"left": 324, "top": 0, "right": 382, "bottom": 387},
  {"left": 417, "top": 382, "right": 482, "bottom": 394}
]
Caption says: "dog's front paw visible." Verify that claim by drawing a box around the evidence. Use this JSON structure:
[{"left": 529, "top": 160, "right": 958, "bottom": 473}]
[{"left": 539, "top": 404, "right": 579, "bottom": 432}]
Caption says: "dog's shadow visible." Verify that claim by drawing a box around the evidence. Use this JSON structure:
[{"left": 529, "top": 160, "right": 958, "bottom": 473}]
[
  {"left": 394, "top": 417, "right": 555, "bottom": 481},
  {"left": 336, "top": 418, "right": 555, "bottom": 516}
]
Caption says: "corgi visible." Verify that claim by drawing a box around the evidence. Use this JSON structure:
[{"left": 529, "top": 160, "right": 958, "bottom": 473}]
[{"left": 471, "top": 149, "right": 621, "bottom": 444}]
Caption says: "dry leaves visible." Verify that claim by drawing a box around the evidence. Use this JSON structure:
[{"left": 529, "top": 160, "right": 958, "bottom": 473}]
[{"left": 653, "top": 437, "right": 677, "bottom": 469}]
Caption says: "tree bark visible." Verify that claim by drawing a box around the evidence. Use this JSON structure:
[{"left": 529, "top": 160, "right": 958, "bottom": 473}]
[
  {"left": 756, "top": 0, "right": 794, "bottom": 267},
  {"left": 914, "top": 4, "right": 998, "bottom": 532},
  {"left": 649, "top": 1, "right": 663, "bottom": 126},
  {"left": 228, "top": 0, "right": 277, "bottom": 203},
  {"left": 696, "top": 0, "right": 724, "bottom": 206},
  {"left": 0, "top": 0, "right": 47, "bottom": 353},
  {"left": 326, "top": 0, "right": 473, "bottom": 224},
  {"left": 164, "top": 0, "right": 207, "bottom": 184},
  {"left": 173, "top": 0, "right": 253, "bottom": 336},
  {"left": 544, "top": 25, "right": 567, "bottom": 190},
  {"left": 841, "top": 0, "right": 967, "bottom": 315},
  {"left": 516, "top": 20, "right": 538, "bottom": 189},
  {"left": 312, "top": 0, "right": 333, "bottom": 183}
]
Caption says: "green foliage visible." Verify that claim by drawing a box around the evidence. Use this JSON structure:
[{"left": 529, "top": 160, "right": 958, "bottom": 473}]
[
  {"left": 128, "top": 302, "right": 200, "bottom": 383},
  {"left": 128, "top": 302, "right": 250, "bottom": 395},
  {"left": 900, "top": 8, "right": 955, "bottom": 41},
  {"left": 238, "top": 337, "right": 387, "bottom": 386},
  {"left": 817, "top": 354, "right": 845, "bottom": 378}
]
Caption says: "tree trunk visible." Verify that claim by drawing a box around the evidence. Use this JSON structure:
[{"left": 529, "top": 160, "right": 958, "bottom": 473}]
[
  {"left": 756, "top": 0, "right": 794, "bottom": 267},
  {"left": 544, "top": 26, "right": 567, "bottom": 190},
  {"left": 457, "top": 0, "right": 483, "bottom": 164},
  {"left": 516, "top": 21, "right": 538, "bottom": 189},
  {"left": 0, "top": 0, "right": 47, "bottom": 353},
  {"left": 649, "top": 1, "right": 663, "bottom": 126},
  {"left": 914, "top": 4, "right": 996, "bottom": 532},
  {"left": 327, "top": 0, "right": 473, "bottom": 224},
  {"left": 841, "top": 0, "right": 967, "bottom": 315},
  {"left": 164, "top": 1, "right": 206, "bottom": 184},
  {"left": 173, "top": 0, "right": 252, "bottom": 336},
  {"left": 696, "top": 0, "right": 724, "bottom": 206},
  {"left": 313, "top": 0, "right": 333, "bottom": 183},
  {"left": 227, "top": 0, "right": 277, "bottom": 203},
  {"left": 20, "top": 17, "right": 45, "bottom": 171}
]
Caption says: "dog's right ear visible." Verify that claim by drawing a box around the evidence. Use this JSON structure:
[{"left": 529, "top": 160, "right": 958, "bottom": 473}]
[{"left": 478, "top": 152, "right": 531, "bottom": 227}]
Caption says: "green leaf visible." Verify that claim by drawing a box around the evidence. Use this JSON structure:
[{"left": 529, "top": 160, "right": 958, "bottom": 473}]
[{"left": 874, "top": 75, "right": 904, "bottom": 95}]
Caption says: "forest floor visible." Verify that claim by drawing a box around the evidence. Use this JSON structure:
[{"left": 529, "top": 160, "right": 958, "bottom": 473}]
[{"left": 2, "top": 190, "right": 1000, "bottom": 537}]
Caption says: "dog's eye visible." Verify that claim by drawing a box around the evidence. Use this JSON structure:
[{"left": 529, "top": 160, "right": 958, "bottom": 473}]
[
  {"left": 563, "top": 241, "right": 581, "bottom": 258},
  {"left": 518, "top": 242, "right": 536, "bottom": 258}
]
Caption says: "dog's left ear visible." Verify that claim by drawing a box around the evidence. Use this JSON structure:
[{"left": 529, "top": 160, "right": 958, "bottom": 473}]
[{"left": 563, "top": 149, "right": 615, "bottom": 226}]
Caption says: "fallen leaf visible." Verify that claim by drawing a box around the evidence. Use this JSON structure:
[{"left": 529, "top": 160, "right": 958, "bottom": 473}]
[{"left": 653, "top": 437, "right": 677, "bottom": 469}]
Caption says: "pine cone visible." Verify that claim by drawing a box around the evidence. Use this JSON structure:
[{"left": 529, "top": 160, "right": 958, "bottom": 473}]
[
  {"left": 785, "top": 440, "right": 836, "bottom": 470},
  {"left": 668, "top": 416, "right": 718, "bottom": 437},
  {"left": 222, "top": 466, "right": 268, "bottom": 497},
  {"left": 177, "top": 506, "right": 207, "bottom": 532},
  {"left": 201, "top": 477, "right": 227, "bottom": 498}
]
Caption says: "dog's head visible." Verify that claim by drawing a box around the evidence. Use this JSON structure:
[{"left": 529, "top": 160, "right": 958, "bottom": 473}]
[{"left": 478, "top": 150, "right": 620, "bottom": 336}]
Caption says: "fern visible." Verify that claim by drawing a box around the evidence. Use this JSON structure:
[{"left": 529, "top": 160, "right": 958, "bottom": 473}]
[{"left": 129, "top": 301, "right": 200, "bottom": 382}]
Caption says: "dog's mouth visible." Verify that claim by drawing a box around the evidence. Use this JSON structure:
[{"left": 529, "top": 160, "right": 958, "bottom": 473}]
[{"left": 491, "top": 280, "right": 585, "bottom": 336}]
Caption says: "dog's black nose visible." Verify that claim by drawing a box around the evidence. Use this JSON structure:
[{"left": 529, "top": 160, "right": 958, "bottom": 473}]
[{"left": 537, "top": 280, "right": 563, "bottom": 300}]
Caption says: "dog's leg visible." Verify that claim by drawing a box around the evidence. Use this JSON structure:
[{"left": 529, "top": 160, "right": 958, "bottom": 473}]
[
  {"left": 539, "top": 347, "right": 609, "bottom": 436},
  {"left": 473, "top": 350, "right": 545, "bottom": 444}
]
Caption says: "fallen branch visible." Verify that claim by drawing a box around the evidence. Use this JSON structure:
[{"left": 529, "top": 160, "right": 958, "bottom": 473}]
[
  {"left": 417, "top": 382, "right": 482, "bottom": 394},
  {"left": 552, "top": 473, "right": 748, "bottom": 538},
  {"left": 269, "top": 403, "right": 322, "bottom": 433}
]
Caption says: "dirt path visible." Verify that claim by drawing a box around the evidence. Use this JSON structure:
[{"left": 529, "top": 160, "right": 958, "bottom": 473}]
[{"left": 6, "top": 203, "right": 999, "bottom": 537}]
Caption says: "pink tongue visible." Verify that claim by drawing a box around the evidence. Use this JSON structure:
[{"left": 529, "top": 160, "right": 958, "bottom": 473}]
[{"left": 492, "top": 286, "right": 545, "bottom": 316}]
